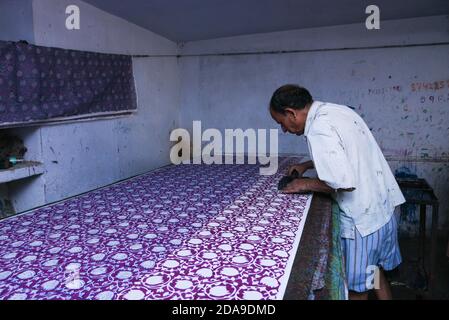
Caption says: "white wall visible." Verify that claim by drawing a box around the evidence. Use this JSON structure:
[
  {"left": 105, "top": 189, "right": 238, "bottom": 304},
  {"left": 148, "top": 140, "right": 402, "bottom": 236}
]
[
  {"left": 2, "top": 1, "right": 448, "bottom": 233},
  {"left": 178, "top": 15, "right": 449, "bottom": 231},
  {"left": 5, "top": 0, "right": 180, "bottom": 211},
  {"left": 179, "top": 15, "right": 449, "bottom": 55},
  {"left": 0, "top": 0, "right": 34, "bottom": 43}
]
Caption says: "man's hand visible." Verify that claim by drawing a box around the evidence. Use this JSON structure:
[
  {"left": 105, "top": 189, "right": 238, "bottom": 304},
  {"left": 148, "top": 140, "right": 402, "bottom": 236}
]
[
  {"left": 287, "top": 165, "right": 304, "bottom": 177},
  {"left": 287, "top": 160, "right": 314, "bottom": 176},
  {"left": 281, "top": 178, "right": 311, "bottom": 194},
  {"left": 281, "top": 177, "right": 335, "bottom": 194}
]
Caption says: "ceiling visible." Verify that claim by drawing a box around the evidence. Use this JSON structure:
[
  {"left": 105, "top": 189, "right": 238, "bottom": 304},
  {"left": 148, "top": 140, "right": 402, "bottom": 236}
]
[{"left": 83, "top": 0, "right": 449, "bottom": 42}]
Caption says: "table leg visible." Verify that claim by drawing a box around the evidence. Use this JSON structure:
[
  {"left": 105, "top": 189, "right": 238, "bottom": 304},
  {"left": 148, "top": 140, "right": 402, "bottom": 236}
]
[
  {"left": 419, "top": 204, "right": 426, "bottom": 271},
  {"left": 429, "top": 204, "right": 439, "bottom": 298}
]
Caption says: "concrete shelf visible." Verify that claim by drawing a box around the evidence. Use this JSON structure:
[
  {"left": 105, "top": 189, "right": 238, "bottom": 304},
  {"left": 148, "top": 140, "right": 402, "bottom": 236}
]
[{"left": 0, "top": 161, "right": 44, "bottom": 184}]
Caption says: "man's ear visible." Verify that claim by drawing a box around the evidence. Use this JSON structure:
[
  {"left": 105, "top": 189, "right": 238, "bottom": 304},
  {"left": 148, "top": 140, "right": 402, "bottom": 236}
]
[{"left": 284, "top": 108, "right": 297, "bottom": 119}]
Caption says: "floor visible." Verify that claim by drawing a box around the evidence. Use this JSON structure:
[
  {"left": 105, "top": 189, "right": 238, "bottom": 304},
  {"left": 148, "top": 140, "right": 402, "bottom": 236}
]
[{"left": 382, "top": 233, "right": 449, "bottom": 300}]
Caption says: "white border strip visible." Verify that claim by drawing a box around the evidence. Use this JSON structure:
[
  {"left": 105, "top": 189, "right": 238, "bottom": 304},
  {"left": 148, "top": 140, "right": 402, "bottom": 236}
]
[
  {"left": 0, "top": 110, "right": 137, "bottom": 129},
  {"left": 276, "top": 193, "right": 314, "bottom": 299}
]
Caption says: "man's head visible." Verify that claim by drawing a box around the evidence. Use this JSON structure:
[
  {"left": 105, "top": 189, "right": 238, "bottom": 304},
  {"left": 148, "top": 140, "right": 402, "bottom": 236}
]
[{"left": 269, "top": 85, "right": 313, "bottom": 136}]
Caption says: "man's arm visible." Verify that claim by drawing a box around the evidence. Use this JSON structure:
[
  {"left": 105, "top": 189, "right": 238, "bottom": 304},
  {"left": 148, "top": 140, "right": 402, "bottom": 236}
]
[
  {"left": 281, "top": 178, "right": 355, "bottom": 194},
  {"left": 288, "top": 160, "right": 314, "bottom": 176}
]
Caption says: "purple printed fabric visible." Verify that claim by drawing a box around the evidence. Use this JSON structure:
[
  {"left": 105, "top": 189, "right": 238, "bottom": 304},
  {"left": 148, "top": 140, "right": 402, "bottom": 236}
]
[
  {"left": 0, "top": 159, "right": 311, "bottom": 300},
  {"left": 0, "top": 41, "right": 136, "bottom": 127}
]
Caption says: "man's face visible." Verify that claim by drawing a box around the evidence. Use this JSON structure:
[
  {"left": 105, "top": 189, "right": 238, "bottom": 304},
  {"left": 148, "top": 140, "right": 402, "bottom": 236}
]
[{"left": 270, "top": 107, "right": 308, "bottom": 136}]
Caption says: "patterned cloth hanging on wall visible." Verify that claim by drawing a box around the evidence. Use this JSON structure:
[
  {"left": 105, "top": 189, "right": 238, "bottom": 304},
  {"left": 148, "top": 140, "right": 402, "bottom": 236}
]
[{"left": 0, "top": 41, "right": 137, "bottom": 128}]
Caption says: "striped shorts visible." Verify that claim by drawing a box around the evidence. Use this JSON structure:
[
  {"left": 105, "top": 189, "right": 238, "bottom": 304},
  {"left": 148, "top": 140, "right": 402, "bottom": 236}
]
[{"left": 341, "top": 215, "right": 402, "bottom": 293}]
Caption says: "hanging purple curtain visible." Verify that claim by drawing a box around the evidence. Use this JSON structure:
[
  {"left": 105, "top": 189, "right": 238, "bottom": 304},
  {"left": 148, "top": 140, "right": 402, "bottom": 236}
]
[{"left": 0, "top": 41, "right": 137, "bottom": 127}]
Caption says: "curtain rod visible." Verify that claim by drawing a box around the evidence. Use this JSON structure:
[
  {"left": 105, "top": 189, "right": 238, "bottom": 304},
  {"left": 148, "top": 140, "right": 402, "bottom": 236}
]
[{"left": 132, "top": 41, "right": 449, "bottom": 59}]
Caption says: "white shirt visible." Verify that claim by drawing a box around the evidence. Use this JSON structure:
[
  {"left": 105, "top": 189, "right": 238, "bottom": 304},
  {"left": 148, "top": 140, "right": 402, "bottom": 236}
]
[{"left": 304, "top": 101, "right": 405, "bottom": 238}]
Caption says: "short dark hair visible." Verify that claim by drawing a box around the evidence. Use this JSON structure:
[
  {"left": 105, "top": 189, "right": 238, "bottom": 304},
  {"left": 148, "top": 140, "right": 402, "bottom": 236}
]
[{"left": 269, "top": 85, "right": 313, "bottom": 114}]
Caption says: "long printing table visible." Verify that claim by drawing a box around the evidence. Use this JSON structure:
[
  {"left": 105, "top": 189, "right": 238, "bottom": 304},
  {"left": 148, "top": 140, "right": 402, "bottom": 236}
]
[{"left": 0, "top": 157, "right": 345, "bottom": 300}]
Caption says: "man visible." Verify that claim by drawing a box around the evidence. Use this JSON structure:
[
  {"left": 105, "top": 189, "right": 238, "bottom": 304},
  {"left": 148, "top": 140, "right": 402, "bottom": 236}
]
[{"left": 269, "top": 84, "right": 405, "bottom": 300}]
